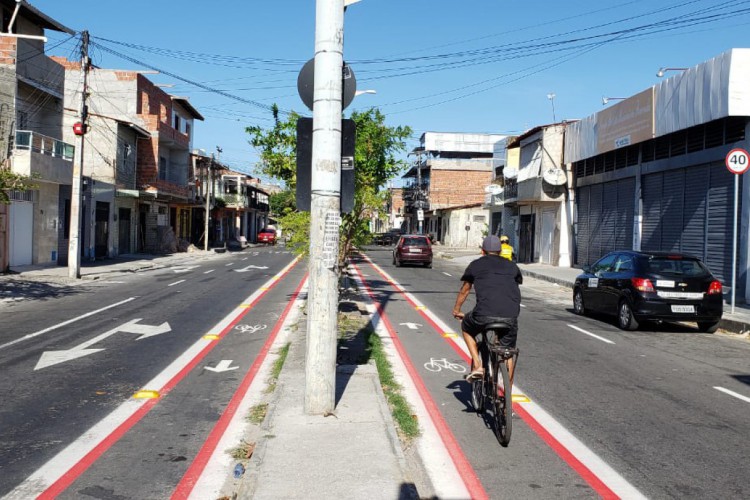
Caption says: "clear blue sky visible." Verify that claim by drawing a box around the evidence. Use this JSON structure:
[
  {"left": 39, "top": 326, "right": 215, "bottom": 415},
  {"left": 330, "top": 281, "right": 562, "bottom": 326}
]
[{"left": 31, "top": 0, "right": 750, "bottom": 181}]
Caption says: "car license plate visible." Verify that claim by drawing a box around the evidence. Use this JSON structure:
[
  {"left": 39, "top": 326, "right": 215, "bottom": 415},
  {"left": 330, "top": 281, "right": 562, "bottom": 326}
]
[
  {"left": 409, "top": 248, "right": 421, "bottom": 253},
  {"left": 671, "top": 305, "right": 695, "bottom": 313}
]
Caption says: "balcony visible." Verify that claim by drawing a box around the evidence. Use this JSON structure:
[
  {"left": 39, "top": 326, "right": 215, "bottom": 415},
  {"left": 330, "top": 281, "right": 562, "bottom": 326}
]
[{"left": 11, "top": 130, "right": 74, "bottom": 184}]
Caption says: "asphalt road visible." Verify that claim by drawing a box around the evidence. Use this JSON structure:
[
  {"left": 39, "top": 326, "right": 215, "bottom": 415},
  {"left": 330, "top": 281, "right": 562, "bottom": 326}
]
[
  {"left": 359, "top": 246, "right": 750, "bottom": 500},
  {"left": 0, "top": 247, "right": 301, "bottom": 498}
]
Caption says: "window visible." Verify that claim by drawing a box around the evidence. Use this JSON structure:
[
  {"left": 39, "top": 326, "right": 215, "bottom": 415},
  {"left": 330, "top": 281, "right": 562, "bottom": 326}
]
[
  {"left": 614, "top": 254, "right": 633, "bottom": 272},
  {"left": 185, "top": 122, "right": 191, "bottom": 138},
  {"left": 159, "top": 157, "right": 167, "bottom": 180},
  {"left": 173, "top": 113, "right": 181, "bottom": 131},
  {"left": 591, "top": 253, "right": 617, "bottom": 274}
]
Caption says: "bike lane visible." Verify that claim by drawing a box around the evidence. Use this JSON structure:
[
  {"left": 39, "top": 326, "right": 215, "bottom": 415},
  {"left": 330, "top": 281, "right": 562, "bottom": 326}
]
[
  {"left": 353, "top": 254, "right": 646, "bottom": 500},
  {"left": 6, "top": 258, "right": 306, "bottom": 499}
]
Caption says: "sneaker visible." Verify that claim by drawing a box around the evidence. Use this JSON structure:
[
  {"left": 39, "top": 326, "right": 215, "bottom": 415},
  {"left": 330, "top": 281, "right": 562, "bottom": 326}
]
[{"left": 465, "top": 368, "right": 484, "bottom": 382}]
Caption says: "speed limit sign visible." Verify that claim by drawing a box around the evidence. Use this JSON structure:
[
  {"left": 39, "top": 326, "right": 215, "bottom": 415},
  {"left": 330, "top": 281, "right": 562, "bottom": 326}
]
[{"left": 726, "top": 148, "right": 750, "bottom": 175}]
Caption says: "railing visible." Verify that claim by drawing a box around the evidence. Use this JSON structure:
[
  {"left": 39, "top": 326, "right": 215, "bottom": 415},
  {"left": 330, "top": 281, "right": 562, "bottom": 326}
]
[
  {"left": 504, "top": 178, "right": 518, "bottom": 199},
  {"left": 15, "top": 130, "right": 74, "bottom": 160}
]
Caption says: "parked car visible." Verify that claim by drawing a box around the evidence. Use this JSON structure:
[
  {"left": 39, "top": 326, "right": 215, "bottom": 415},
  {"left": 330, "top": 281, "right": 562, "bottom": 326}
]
[
  {"left": 573, "top": 251, "right": 723, "bottom": 332},
  {"left": 257, "top": 228, "right": 277, "bottom": 245},
  {"left": 392, "top": 234, "right": 433, "bottom": 268}
]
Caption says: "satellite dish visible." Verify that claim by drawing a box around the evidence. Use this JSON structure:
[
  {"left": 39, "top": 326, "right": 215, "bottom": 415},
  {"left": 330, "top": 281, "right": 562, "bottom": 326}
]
[
  {"left": 542, "top": 167, "right": 567, "bottom": 186},
  {"left": 485, "top": 184, "right": 502, "bottom": 195},
  {"left": 503, "top": 168, "right": 518, "bottom": 179}
]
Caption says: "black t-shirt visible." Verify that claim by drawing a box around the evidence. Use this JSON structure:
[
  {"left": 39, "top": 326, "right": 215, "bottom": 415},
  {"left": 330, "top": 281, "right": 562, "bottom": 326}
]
[{"left": 460, "top": 254, "right": 522, "bottom": 317}]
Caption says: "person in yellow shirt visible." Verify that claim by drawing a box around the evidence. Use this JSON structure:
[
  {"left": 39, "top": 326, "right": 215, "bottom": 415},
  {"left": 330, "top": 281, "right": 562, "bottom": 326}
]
[{"left": 499, "top": 235, "right": 515, "bottom": 262}]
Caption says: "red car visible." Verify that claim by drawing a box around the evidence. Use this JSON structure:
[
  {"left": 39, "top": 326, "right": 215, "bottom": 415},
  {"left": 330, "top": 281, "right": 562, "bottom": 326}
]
[
  {"left": 392, "top": 234, "right": 433, "bottom": 268},
  {"left": 258, "top": 228, "right": 277, "bottom": 245}
]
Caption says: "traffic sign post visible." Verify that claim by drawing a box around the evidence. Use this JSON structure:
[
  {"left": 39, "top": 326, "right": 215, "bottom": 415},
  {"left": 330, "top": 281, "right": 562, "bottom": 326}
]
[{"left": 725, "top": 148, "right": 748, "bottom": 314}]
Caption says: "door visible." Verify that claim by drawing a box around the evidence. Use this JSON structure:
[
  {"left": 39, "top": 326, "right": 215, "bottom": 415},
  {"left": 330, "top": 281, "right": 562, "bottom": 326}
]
[
  {"left": 9, "top": 201, "right": 33, "bottom": 267},
  {"left": 95, "top": 202, "right": 109, "bottom": 259},
  {"left": 540, "top": 209, "right": 555, "bottom": 264},
  {"left": 585, "top": 252, "right": 617, "bottom": 312},
  {"left": 519, "top": 214, "right": 535, "bottom": 263},
  {"left": 118, "top": 208, "right": 131, "bottom": 255}
]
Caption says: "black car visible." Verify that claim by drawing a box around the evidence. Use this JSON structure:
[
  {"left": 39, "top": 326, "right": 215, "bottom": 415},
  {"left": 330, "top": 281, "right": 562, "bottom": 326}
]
[{"left": 573, "top": 251, "right": 723, "bottom": 332}]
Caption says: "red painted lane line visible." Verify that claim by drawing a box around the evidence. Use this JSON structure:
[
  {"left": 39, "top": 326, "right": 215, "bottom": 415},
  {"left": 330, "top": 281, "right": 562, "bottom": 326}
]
[
  {"left": 358, "top": 255, "right": 621, "bottom": 499},
  {"left": 38, "top": 260, "right": 301, "bottom": 499},
  {"left": 172, "top": 275, "right": 308, "bottom": 498},
  {"left": 352, "top": 263, "right": 488, "bottom": 500}
]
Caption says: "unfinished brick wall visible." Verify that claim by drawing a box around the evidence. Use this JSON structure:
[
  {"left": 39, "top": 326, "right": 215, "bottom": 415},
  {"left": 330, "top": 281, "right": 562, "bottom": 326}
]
[
  {"left": 429, "top": 170, "right": 491, "bottom": 208},
  {"left": 0, "top": 37, "right": 17, "bottom": 64}
]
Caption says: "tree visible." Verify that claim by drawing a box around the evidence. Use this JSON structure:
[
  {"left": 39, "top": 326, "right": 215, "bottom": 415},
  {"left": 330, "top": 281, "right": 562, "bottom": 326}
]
[
  {"left": 246, "top": 104, "right": 300, "bottom": 186},
  {"left": 0, "top": 168, "right": 37, "bottom": 204},
  {"left": 245, "top": 106, "right": 412, "bottom": 267}
]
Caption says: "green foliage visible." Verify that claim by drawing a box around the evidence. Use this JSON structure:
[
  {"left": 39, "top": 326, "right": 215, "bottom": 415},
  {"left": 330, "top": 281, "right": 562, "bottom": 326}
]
[
  {"left": 269, "top": 189, "right": 296, "bottom": 216},
  {"left": 245, "top": 106, "right": 412, "bottom": 269},
  {"left": 246, "top": 104, "right": 300, "bottom": 187},
  {"left": 0, "top": 168, "right": 38, "bottom": 204}
]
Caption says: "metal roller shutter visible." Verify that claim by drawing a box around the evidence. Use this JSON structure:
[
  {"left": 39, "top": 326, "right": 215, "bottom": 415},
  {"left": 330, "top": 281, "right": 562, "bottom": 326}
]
[
  {"left": 706, "top": 164, "right": 736, "bottom": 283},
  {"left": 661, "top": 169, "right": 685, "bottom": 253},
  {"left": 575, "top": 185, "right": 591, "bottom": 266},
  {"left": 681, "top": 166, "right": 709, "bottom": 258},
  {"left": 615, "top": 178, "right": 635, "bottom": 250},
  {"left": 588, "top": 183, "right": 603, "bottom": 262},
  {"left": 641, "top": 174, "right": 663, "bottom": 252},
  {"left": 600, "top": 182, "right": 617, "bottom": 255}
]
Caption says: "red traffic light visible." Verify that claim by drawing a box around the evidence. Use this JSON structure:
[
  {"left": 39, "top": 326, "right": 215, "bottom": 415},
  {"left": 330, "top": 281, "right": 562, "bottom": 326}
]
[{"left": 73, "top": 122, "right": 87, "bottom": 136}]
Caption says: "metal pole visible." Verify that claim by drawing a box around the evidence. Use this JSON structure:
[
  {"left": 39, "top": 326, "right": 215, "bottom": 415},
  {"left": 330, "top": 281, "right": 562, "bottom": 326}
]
[
  {"left": 68, "top": 31, "right": 89, "bottom": 278},
  {"left": 204, "top": 157, "right": 211, "bottom": 252},
  {"left": 732, "top": 174, "right": 738, "bottom": 314},
  {"left": 305, "top": 0, "right": 344, "bottom": 415}
]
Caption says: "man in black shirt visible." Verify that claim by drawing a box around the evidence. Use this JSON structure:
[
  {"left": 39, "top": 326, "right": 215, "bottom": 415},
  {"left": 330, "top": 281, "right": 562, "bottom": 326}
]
[{"left": 452, "top": 235, "right": 522, "bottom": 382}]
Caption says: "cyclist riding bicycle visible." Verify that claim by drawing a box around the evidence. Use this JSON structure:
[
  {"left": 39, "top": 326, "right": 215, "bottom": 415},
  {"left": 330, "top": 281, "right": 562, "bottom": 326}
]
[{"left": 452, "top": 235, "right": 522, "bottom": 383}]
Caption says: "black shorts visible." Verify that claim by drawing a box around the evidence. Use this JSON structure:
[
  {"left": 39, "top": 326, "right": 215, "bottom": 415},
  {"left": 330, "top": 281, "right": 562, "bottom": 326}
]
[{"left": 461, "top": 311, "right": 518, "bottom": 348}]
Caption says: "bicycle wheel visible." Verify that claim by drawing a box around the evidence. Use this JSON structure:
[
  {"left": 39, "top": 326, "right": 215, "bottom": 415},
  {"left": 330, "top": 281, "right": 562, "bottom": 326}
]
[{"left": 492, "top": 356, "right": 513, "bottom": 446}]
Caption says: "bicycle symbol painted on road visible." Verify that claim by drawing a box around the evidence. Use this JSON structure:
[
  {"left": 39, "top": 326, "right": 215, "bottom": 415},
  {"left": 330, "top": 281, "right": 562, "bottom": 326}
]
[
  {"left": 423, "top": 358, "right": 467, "bottom": 373},
  {"left": 235, "top": 324, "right": 267, "bottom": 334}
]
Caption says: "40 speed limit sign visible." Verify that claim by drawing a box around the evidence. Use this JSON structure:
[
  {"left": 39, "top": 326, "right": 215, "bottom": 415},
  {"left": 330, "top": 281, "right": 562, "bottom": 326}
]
[{"left": 726, "top": 148, "right": 750, "bottom": 175}]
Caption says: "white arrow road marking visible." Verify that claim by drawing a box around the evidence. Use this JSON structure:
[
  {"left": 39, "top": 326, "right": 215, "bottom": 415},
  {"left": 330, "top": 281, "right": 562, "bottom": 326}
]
[
  {"left": 714, "top": 386, "right": 750, "bottom": 403},
  {"left": 204, "top": 360, "right": 239, "bottom": 373},
  {"left": 35, "top": 319, "right": 172, "bottom": 370},
  {"left": 399, "top": 322, "right": 423, "bottom": 330},
  {"left": 0, "top": 297, "right": 137, "bottom": 352},
  {"left": 234, "top": 264, "right": 269, "bottom": 272},
  {"left": 567, "top": 324, "right": 615, "bottom": 344},
  {"left": 172, "top": 265, "right": 199, "bottom": 273}
]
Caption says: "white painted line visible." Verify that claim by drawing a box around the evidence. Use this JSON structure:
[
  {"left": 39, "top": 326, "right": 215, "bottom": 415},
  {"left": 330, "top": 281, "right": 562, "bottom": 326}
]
[
  {"left": 242, "top": 257, "right": 248, "bottom": 261},
  {"left": 225, "top": 262, "right": 234, "bottom": 266},
  {"left": 714, "top": 386, "right": 750, "bottom": 403},
  {"left": 442, "top": 272, "right": 452, "bottom": 277},
  {"left": 567, "top": 324, "right": 615, "bottom": 344},
  {"left": 168, "top": 280, "right": 186, "bottom": 287},
  {"left": 360, "top": 256, "right": 643, "bottom": 499},
  {"left": 0, "top": 297, "right": 137, "bottom": 351},
  {"left": 520, "top": 303, "right": 526, "bottom": 308},
  {"left": 203, "top": 270, "right": 215, "bottom": 274}
]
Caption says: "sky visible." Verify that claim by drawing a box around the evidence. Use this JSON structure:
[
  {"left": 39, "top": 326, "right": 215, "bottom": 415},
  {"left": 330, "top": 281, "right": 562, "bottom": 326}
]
[{"left": 28, "top": 0, "right": 750, "bottom": 183}]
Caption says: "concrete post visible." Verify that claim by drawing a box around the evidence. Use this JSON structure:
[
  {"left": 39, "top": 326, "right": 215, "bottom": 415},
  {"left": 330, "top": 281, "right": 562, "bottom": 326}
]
[
  {"left": 68, "top": 31, "right": 89, "bottom": 278},
  {"left": 305, "top": 0, "right": 345, "bottom": 415}
]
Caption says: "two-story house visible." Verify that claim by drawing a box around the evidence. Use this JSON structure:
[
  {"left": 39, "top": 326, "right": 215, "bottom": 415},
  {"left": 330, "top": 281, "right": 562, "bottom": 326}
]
[
  {"left": 55, "top": 61, "right": 204, "bottom": 257},
  {"left": 0, "top": 0, "right": 74, "bottom": 270}
]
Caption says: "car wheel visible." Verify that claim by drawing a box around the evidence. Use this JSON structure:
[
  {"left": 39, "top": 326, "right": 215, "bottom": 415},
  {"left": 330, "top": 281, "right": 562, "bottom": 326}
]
[
  {"left": 573, "top": 289, "right": 586, "bottom": 315},
  {"left": 617, "top": 300, "right": 639, "bottom": 331},
  {"left": 425, "top": 261, "right": 432, "bottom": 269},
  {"left": 697, "top": 320, "right": 720, "bottom": 333}
]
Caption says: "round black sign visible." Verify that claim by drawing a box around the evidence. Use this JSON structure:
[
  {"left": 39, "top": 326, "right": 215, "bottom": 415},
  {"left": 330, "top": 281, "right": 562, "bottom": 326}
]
[{"left": 297, "top": 58, "right": 357, "bottom": 111}]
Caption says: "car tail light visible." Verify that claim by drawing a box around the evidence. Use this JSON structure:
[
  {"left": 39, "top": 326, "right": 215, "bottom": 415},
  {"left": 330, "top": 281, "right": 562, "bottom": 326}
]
[
  {"left": 707, "top": 280, "right": 723, "bottom": 295},
  {"left": 631, "top": 277, "right": 655, "bottom": 292}
]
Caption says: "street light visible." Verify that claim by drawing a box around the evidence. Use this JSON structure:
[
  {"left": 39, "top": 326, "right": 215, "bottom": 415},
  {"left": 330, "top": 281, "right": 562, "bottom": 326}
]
[
  {"left": 656, "top": 67, "right": 688, "bottom": 78},
  {"left": 602, "top": 96, "right": 626, "bottom": 105}
]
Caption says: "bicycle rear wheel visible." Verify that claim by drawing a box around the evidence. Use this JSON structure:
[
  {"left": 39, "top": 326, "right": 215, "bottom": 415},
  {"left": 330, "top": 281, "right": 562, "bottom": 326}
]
[
  {"left": 492, "top": 356, "right": 513, "bottom": 446},
  {"left": 471, "top": 377, "right": 485, "bottom": 413}
]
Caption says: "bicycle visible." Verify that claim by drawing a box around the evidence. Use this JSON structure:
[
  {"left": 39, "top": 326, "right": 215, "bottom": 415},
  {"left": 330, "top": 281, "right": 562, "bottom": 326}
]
[{"left": 470, "top": 322, "right": 520, "bottom": 447}]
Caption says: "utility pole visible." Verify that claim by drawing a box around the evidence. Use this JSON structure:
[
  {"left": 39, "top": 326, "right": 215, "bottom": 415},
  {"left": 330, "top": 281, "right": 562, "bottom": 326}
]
[
  {"left": 416, "top": 150, "right": 423, "bottom": 235},
  {"left": 305, "top": 0, "right": 345, "bottom": 415},
  {"left": 204, "top": 155, "right": 212, "bottom": 252},
  {"left": 68, "top": 31, "right": 90, "bottom": 278}
]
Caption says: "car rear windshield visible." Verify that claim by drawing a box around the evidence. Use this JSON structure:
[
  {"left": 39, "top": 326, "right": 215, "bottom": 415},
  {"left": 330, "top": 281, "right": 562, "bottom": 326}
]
[
  {"left": 643, "top": 257, "right": 710, "bottom": 277},
  {"left": 403, "top": 237, "right": 429, "bottom": 246}
]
